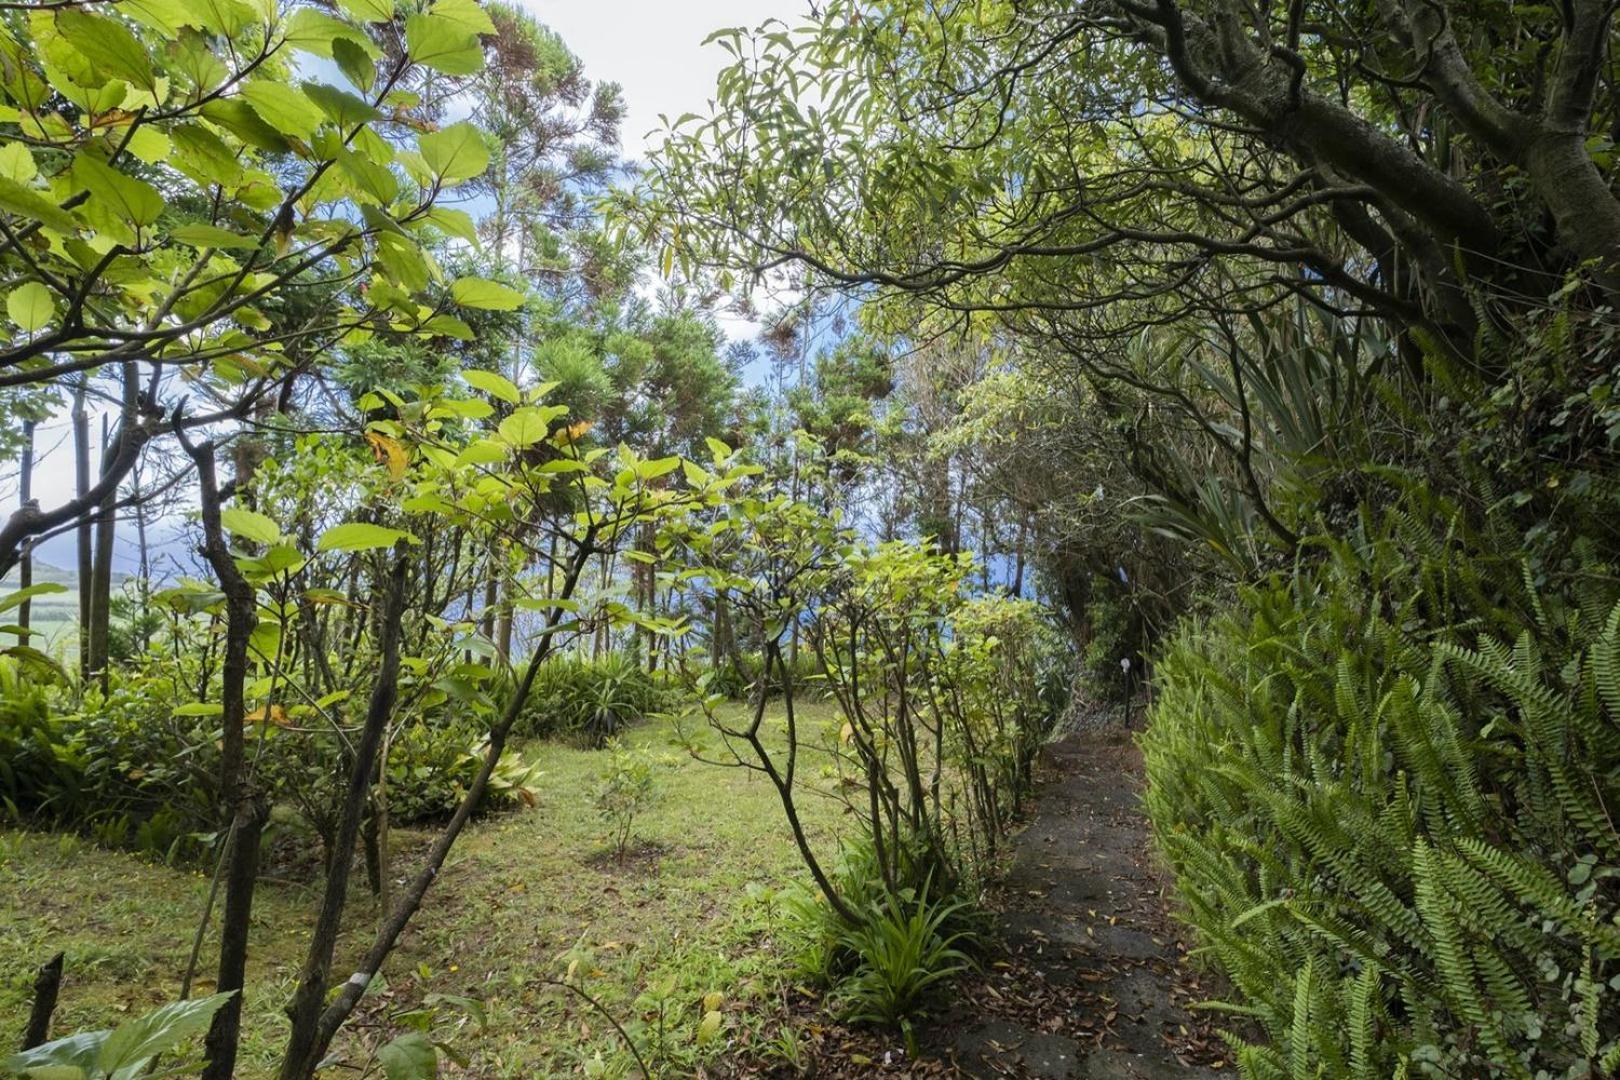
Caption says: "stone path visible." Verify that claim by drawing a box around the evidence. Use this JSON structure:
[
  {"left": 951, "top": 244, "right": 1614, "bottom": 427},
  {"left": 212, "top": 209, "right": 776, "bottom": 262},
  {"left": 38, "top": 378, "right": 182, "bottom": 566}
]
[{"left": 925, "top": 723, "right": 1230, "bottom": 1078}]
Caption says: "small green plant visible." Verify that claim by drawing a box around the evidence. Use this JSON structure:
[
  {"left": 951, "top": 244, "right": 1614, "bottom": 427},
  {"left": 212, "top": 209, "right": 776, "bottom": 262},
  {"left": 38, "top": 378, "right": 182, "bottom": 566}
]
[
  {"left": 592, "top": 739, "right": 658, "bottom": 863},
  {"left": 1, "top": 990, "right": 234, "bottom": 1078},
  {"left": 832, "top": 886, "right": 977, "bottom": 1055}
]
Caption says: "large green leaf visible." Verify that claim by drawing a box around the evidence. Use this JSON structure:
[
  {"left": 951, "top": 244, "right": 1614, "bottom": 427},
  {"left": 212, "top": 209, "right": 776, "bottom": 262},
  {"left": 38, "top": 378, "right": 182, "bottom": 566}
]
[
  {"left": 240, "top": 82, "right": 324, "bottom": 141},
  {"left": 0, "top": 142, "right": 37, "bottom": 184},
  {"left": 7, "top": 282, "right": 54, "bottom": 332},
  {"left": 220, "top": 507, "right": 281, "bottom": 545},
  {"left": 338, "top": 0, "right": 395, "bottom": 21},
  {"left": 378, "top": 1031, "right": 437, "bottom": 1080},
  {"left": 0, "top": 582, "right": 67, "bottom": 615},
  {"left": 170, "top": 224, "right": 261, "bottom": 250},
  {"left": 497, "top": 406, "right": 550, "bottom": 448},
  {"left": 451, "top": 277, "right": 524, "bottom": 311},
  {"left": 428, "top": 0, "right": 495, "bottom": 35},
  {"left": 404, "top": 13, "right": 483, "bottom": 76},
  {"left": 462, "top": 369, "right": 519, "bottom": 404},
  {"left": 316, "top": 522, "right": 416, "bottom": 552},
  {"left": 304, "top": 82, "right": 380, "bottom": 129},
  {"left": 71, "top": 152, "right": 163, "bottom": 228},
  {"left": 283, "top": 9, "right": 381, "bottom": 60},
  {"left": 98, "top": 992, "right": 235, "bottom": 1077},
  {"left": 417, "top": 122, "right": 488, "bottom": 185},
  {"left": 54, "top": 12, "right": 157, "bottom": 93},
  {"left": 0, "top": 176, "right": 79, "bottom": 233}
]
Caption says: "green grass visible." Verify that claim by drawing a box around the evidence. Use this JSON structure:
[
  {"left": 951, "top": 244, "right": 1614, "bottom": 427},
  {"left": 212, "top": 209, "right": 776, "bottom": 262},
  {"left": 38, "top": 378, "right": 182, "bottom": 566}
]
[{"left": 0, "top": 700, "right": 852, "bottom": 1077}]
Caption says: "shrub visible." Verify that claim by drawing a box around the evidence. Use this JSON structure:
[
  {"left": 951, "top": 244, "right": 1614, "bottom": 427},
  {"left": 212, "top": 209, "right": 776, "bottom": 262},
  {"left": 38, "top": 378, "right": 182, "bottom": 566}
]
[
  {"left": 515, "top": 652, "right": 675, "bottom": 744},
  {"left": 1141, "top": 513, "right": 1620, "bottom": 1076},
  {"left": 0, "top": 659, "right": 81, "bottom": 822},
  {"left": 784, "top": 837, "right": 980, "bottom": 1050},
  {"left": 592, "top": 738, "right": 658, "bottom": 861},
  {"left": 701, "top": 648, "right": 827, "bottom": 701},
  {"left": 0, "top": 667, "right": 538, "bottom": 864}
]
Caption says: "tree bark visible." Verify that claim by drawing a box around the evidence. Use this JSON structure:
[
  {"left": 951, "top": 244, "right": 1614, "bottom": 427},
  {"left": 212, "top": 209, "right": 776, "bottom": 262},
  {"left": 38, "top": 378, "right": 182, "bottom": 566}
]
[
  {"left": 21, "top": 952, "right": 62, "bottom": 1050},
  {"left": 72, "top": 382, "right": 90, "bottom": 683},
  {"left": 280, "top": 555, "right": 410, "bottom": 1077},
  {"left": 88, "top": 412, "right": 115, "bottom": 689},
  {"left": 179, "top": 433, "right": 264, "bottom": 1080},
  {"left": 15, "top": 419, "right": 32, "bottom": 645}
]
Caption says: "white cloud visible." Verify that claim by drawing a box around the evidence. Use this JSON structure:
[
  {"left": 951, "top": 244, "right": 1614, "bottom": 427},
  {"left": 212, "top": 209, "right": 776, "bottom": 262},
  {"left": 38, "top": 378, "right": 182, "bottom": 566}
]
[{"left": 517, "top": 0, "right": 804, "bottom": 159}]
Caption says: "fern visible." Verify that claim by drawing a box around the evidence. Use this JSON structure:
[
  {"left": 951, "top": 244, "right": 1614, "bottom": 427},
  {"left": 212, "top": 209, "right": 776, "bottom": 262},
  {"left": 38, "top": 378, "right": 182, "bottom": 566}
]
[{"left": 1142, "top": 509, "right": 1620, "bottom": 1076}]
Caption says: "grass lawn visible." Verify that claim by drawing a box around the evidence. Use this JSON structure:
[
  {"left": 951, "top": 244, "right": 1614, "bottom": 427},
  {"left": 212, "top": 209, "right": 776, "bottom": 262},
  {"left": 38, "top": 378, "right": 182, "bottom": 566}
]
[{"left": 0, "top": 700, "right": 853, "bottom": 1077}]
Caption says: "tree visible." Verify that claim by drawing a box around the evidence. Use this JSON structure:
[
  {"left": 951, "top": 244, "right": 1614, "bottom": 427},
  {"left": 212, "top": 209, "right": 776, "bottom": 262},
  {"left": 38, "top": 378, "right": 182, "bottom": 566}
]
[{"left": 649, "top": 1, "right": 1620, "bottom": 360}]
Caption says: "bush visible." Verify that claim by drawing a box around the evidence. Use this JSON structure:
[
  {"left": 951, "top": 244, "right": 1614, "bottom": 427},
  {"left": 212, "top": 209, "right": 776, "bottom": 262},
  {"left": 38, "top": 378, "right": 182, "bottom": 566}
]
[
  {"left": 1141, "top": 512, "right": 1620, "bottom": 1076},
  {"left": 515, "top": 652, "right": 675, "bottom": 744},
  {"left": 0, "top": 659, "right": 81, "bottom": 821},
  {"left": 0, "top": 667, "right": 538, "bottom": 864},
  {"left": 701, "top": 648, "right": 827, "bottom": 701}
]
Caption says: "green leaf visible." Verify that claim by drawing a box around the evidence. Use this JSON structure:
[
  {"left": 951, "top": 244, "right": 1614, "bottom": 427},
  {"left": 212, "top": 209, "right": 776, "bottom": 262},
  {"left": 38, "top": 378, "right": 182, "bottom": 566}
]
[
  {"left": 423, "top": 206, "right": 477, "bottom": 245},
  {"left": 0, "top": 177, "right": 77, "bottom": 234},
  {"left": 220, "top": 507, "right": 281, "bottom": 545},
  {"left": 418, "top": 122, "right": 489, "bottom": 185},
  {"left": 337, "top": 149, "right": 399, "bottom": 205},
  {"left": 96, "top": 992, "right": 235, "bottom": 1075},
  {"left": 240, "top": 82, "right": 324, "bottom": 141},
  {"left": 173, "top": 702, "right": 225, "bottom": 717},
  {"left": 170, "top": 124, "right": 245, "bottom": 187},
  {"left": 0, "top": 142, "right": 37, "bottom": 184},
  {"left": 199, "top": 99, "right": 290, "bottom": 152},
  {"left": 283, "top": 9, "right": 381, "bottom": 60},
  {"left": 55, "top": 12, "right": 157, "bottom": 93},
  {"left": 378, "top": 1030, "right": 438, "bottom": 1080},
  {"left": 404, "top": 13, "right": 483, "bottom": 75},
  {"left": 451, "top": 277, "right": 524, "bottom": 311},
  {"left": 498, "top": 407, "right": 550, "bottom": 448},
  {"left": 171, "top": 224, "right": 261, "bottom": 250},
  {"left": 304, "top": 82, "right": 381, "bottom": 129},
  {"left": 430, "top": 0, "right": 495, "bottom": 34},
  {"left": 316, "top": 522, "right": 415, "bottom": 552},
  {"left": 339, "top": 0, "right": 395, "bottom": 21},
  {"left": 124, "top": 127, "right": 171, "bottom": 165},
  {"left": 0, "top": 582, "right": 67, "bottom": 615},
  {"left": 72, "top": 153, "right": 163, "bottom": 228},
  {"left": 332, "top": 36, "right": 377, "bottom": 93},
  {"left": 7, "top": 282, "right": 54, "bottom": 333},
  {"left": 422, "top": 313, "right": 474, "bottom": 340},
  {"left": 462, "top": 369, "right": 520, "bottom": 404}
]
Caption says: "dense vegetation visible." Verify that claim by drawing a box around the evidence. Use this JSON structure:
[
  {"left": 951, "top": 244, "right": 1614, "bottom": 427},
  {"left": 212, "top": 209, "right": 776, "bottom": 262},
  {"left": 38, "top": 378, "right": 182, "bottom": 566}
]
[{"left": 0, "top": 0, "right": 1616, "bottom": 1075}]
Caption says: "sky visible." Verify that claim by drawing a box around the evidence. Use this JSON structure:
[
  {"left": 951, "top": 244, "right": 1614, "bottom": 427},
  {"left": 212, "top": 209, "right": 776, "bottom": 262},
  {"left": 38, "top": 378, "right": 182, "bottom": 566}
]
[
  {"left": 520, "top": 0, "right": 802, "bottom": 159},
  {"left": 7, "top": 0, "right": 809, "bottom": 579}
]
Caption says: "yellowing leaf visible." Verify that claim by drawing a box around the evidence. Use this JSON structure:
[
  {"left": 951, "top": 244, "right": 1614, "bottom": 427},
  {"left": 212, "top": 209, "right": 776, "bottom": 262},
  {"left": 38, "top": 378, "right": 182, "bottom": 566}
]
[
  {"left": 7, "top": 282, "right": 54, "bottom": 333},
  {"left": 366, "top": 431, "right": 410, "bottom": 479}
]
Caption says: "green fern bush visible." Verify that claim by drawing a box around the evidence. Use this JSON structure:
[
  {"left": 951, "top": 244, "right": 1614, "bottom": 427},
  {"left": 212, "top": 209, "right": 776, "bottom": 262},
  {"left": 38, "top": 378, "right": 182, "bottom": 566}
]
[{"left": 1142, "top": 514, "right": 1620, "bottom": 1078}]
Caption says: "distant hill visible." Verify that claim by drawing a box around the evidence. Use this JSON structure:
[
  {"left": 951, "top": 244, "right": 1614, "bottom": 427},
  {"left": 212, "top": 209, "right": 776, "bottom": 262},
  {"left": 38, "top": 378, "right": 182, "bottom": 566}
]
[{"left": 0, "top": 560, "right": 109, "bottom": 649}]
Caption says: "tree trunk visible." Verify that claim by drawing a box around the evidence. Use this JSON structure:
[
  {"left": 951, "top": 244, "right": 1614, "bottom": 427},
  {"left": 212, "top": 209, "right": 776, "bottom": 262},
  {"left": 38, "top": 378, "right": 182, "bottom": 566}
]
[
  {"left": 72, "top": 382, "right": 90, "bottom": 683},
  {"left": 15, "top": 419, "right": 33, "bottom": 645},
  {"left": 179, "top": 434, "right": 264, "bottom": 1080},
  {"left": 88, "top": 412, "right": 115, "bottom": 689},
  {"left": 280, "top": 556, "right": 410, "bottom": 1078}
]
